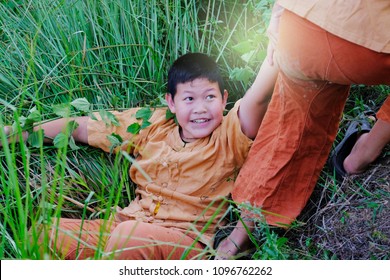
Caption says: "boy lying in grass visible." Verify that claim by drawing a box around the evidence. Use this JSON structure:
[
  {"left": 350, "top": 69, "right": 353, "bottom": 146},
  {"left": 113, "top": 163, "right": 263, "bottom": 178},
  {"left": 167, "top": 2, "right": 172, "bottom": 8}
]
[{"left": 1, "top": 52, "right": 278, "bottom": 259}]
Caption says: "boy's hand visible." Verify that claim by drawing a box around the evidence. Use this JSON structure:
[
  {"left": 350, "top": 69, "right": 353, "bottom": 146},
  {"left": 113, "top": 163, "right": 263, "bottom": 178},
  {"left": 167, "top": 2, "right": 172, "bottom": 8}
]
[
  {"left": 214, "top": 219, "right": 253, "bottom": 260},
  {"left": 0, "top": 126, "right": 12, "bottom": 147},
  {"left": 215, "top": 237, "right": 240, "bottom": 260},
  {"left": 2, "top": 126, "right": 10, "bottom": 136},
  {"left": 0, "top": 126, "right": 29, "bottom": 147},
  {"left": 1, "top": 117, "right": 90, "bottom": 148}
]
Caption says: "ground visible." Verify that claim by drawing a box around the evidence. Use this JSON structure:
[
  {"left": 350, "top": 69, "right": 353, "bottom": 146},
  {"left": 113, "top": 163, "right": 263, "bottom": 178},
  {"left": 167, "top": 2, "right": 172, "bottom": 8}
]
[{"left": 288, "top": 146, "right": 390, "bottom": 260}]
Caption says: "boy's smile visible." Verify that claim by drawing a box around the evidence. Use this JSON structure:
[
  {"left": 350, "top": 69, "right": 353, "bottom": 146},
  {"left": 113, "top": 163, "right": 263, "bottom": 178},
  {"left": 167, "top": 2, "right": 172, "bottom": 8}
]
[{"left": 166, "top": 78, "right": 228, "bottom": 143}]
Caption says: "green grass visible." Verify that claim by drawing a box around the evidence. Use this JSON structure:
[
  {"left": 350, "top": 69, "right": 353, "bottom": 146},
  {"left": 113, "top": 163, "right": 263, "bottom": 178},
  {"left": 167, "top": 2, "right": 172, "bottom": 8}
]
[
  {"left": 1, "top": 0, "right": 389, "bottom": 260},
  {"left": 0, "top": 0, "right": 272, "bottom": 259}
]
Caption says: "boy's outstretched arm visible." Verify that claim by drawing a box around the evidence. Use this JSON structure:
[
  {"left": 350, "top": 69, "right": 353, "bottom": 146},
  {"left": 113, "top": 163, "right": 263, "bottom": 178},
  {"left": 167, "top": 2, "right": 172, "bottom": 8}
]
[
  {"left": 1, "top": 116, "right": 90, "bottom": 146},
  {"left": 238, "top": 56, "right": 279, "bottom": 139},
  {"left": 38, "top": 117, "right": 90, "bottom": 144}
]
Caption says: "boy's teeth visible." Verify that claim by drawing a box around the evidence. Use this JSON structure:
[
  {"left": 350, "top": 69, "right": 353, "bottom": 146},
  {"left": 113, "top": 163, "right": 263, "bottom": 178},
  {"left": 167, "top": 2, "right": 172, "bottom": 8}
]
[{"left": 193, "top": 119, "right": 207, "bottom": 123}]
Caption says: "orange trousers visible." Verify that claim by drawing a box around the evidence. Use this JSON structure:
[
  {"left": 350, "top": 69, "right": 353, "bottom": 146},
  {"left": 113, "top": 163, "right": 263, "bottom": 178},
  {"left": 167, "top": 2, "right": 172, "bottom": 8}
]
[
  {"left": 232, "top": 10, "right": 390, "bottom": 226},
  {"left": 40, "top": 218, "right": 205, "bottom": 259}
]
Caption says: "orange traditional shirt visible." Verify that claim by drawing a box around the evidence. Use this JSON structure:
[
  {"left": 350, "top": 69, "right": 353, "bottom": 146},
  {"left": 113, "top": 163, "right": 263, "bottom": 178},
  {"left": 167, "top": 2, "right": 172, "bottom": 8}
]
[
  {"left": 278, "top": 0, "right": 390, "bottom": 53},
  {"left": 87, "top": 101, "right": 252, "bottom": 244}
]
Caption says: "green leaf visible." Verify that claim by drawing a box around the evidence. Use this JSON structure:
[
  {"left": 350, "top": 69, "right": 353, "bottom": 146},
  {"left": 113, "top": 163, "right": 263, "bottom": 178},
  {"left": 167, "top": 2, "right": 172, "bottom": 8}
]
[
  {"left": 165, "top": 109, "right": 175, "bottom": 120},
  {"left": 241, "top": 50, "right": 256, "bottom": 63},
  {"left": 89, "top": 112, "right": 98, "bottom": 121},
  {"left": 17, "top": 117, "right": 26, "bottom": 128},
  {"left": 68, "top": 136, "right": 79, "bottom": 150},
  {"left": 52, "top": 121, "right": 79, "bottom": 149},
  {"left": 53, "top": 132, "right": 68, "bottom": 149},
  {"left": 27, "top": 130, "right": 43, "bottom": 148},
  {"left": 135, "top": 107, "right": 153, "bottom": 130},
  {"left": 110, "top": 133, "right": 123, "bottom": 143},
  {"left": 105, "top": 111, "right": 120, "bottom": 126},
  {"left": 141, "top": 120, "right": 151, "bottom": 129},
  {"left": 99, "top": 110, "right": 119, "bottom": 126},
  {"left": 127, "top": 123, "right": 141, "bottom": 135},
  {"left": 66, "top": 120, "right": 79, "bottom": 136},
  {"left": 22, "top": 108, "right": 42, "bottom": 132},
  {"left": 26, "top": 108, "right": 41, "bottom": 122},
  {"left": 229, "top": 67, "right": 255, "bottom": 85},
  {"left": 135, "top": 107, "right": 152, "bottom": 120},
  {"left": 71, "top": 98, "right": 90, "bottom": 112},
  {"left": 107, "top": 133, "right": 123, "bottom": 152},
  {"left": 53, "top": 104, "right": 71, "bottom": 118}
]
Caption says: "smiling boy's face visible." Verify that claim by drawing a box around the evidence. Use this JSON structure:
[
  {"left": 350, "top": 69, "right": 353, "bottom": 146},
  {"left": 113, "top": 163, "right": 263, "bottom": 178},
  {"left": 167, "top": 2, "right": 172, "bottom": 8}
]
[{"left": 165, "top": 78, "right": 228, "bottom": 143}]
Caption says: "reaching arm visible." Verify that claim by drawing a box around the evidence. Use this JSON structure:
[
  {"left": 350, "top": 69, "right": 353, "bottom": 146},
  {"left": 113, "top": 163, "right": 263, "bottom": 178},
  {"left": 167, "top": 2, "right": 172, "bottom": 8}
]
[
  {"left": 238, "top": 58, "right": 279, "bottom": 139},
  {"left": 266, "top": 2, "right": 284, "bottom": 65},
  {"left": 1, "top": 116, "right": 90, "bottom": 147},
  {"left": 38, "top": 116, "right": 90, "bottom": 144},
  {"left": 238, "top": 1, "right": 283, "bottom": 139}
]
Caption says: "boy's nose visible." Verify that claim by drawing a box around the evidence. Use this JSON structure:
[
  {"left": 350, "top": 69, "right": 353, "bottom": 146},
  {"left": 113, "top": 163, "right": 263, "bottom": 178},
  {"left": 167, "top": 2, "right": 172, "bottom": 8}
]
[{"left": 194, "top": 102, "right": 207, "bottom": 113}]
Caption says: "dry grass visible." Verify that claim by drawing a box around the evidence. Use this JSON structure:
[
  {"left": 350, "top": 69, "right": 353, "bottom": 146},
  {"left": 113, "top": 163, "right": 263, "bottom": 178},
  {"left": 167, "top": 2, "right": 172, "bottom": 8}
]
[{"left": 285, "top": 146, "right": 390, "bottom": 260}]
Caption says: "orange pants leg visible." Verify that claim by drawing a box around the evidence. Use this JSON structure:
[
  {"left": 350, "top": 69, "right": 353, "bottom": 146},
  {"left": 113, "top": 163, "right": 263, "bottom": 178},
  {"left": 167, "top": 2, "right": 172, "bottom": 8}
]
[
  {"left": 104, "top": 220, "right": 205, "bottom": 260},
  {"left": 37, "top": 218, "right": 118, "bottom": 259},
  {"left": 38, "top": 218, "right": 205, "bottom": 259}
]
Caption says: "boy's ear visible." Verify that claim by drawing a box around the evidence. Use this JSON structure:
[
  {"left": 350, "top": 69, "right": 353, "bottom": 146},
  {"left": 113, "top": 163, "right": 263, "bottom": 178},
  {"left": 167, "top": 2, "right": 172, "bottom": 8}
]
[
  {"left": 165, "top": 93, "right": 176, "bottom": 113},
  {"left": 222, "top": 90, "right": 228, "bottom": 108}
]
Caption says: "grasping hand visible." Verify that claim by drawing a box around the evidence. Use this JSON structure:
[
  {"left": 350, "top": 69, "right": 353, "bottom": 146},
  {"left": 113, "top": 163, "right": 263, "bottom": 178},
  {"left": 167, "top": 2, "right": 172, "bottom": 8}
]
[
  {"left": 214, "top": 219, "right": 254, "bottom": 260},
  {"left": 215, "top": 236, "right": 240, "bottom": 260}
]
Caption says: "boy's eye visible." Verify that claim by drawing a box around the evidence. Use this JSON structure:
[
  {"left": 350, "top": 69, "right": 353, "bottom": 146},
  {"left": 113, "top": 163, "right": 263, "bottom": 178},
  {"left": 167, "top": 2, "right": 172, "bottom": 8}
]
[
  {"left": 206, "top": 95, "right": 216, "bottom": 100},
  {"left": 184, "top": 96, "right": 193, "bottom": 101}
]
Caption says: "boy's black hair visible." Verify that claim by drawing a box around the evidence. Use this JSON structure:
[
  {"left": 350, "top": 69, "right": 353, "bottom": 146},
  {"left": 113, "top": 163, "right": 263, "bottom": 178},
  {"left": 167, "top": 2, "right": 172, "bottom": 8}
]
[{"left": 167, "top": 53, "right": 224, "bottom": 98}]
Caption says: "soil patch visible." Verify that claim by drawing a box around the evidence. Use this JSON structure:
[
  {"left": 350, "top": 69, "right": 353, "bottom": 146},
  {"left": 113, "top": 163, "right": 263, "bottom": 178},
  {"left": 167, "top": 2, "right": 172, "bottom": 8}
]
[{"left": 290, "top": 147, "right": 390, "bottom": 259}]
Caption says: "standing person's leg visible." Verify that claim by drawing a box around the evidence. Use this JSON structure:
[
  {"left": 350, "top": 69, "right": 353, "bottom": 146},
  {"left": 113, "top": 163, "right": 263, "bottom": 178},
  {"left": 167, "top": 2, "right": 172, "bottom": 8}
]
[
  {"left": 232, "top": 73, "right": 349, "bottom": 226},
  {"left": 104, "top": 221, "right": 206, "bottom": 259},
  {"left": 344, "top": 96, "right": 390, "bottom": 174},
  {"left": 232, "top": 10, "right": 390, "bottom": 227}
]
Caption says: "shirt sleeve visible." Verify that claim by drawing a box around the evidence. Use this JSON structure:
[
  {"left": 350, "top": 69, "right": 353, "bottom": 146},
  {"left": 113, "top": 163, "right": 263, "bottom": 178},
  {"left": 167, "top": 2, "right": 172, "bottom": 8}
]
[
  {"left": 221, "top": 100, "right": 253, "bottom": 166},
  {"left": 87, "top": 108, "right": 144, "bottom": 153}
]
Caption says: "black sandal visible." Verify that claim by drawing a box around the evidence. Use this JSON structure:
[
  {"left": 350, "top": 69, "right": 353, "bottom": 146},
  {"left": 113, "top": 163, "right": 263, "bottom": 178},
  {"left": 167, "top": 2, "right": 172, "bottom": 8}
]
[{"left": 328, "top": 118, "right": 372, "bottom": 180}]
